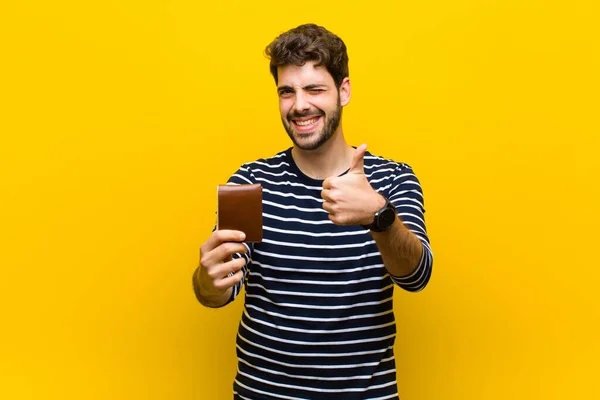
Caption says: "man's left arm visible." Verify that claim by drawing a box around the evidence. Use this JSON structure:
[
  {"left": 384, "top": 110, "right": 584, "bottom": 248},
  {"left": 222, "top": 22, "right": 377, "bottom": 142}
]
[
  {"left": 321, "top": 144, "right": 433, "bottom": 292},
  {"left": 369, "top": 186, "right": 433, "bottom": 292}
]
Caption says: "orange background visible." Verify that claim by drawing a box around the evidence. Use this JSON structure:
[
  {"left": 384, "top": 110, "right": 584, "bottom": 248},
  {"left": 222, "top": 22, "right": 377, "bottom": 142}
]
[{"left": 1, "top": 0, "right": 598, "bottom": 399}]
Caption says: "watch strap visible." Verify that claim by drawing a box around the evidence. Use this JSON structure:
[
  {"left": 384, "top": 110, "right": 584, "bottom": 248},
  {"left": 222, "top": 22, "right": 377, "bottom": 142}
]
[{"left": 361, "top": 196, "right": 396, "bottom": 232}]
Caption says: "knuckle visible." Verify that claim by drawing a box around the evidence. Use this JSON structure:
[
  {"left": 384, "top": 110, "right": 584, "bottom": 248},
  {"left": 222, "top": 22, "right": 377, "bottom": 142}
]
[
  {"left": 236, "top": 258, "right": 247, "bottom": 268},
  {"left": 231, "top": 269, "right": 243, "bottom": 280},
  {"left": 206, "top": 268, "right": 219, "bottom": 280},
  {"left": 233, "top": 273, "right": 243, "bottom": 284},
  {"left": 200, "top": 241, "right": 212, "bottom": 255},
  {"left": 225, "top": 242, "right": 238, "bottom": 255},
  {"left": 238, "top": 243, "right": 248, "bottom": 254},
  {"left": 199, "top": 256, "right": 209, "bottom": 267},
  {"left": 213, "top": 280, "right": 225, "bottom": 290},
  {"left": 329, "top": 213, "right": 346, "bottom": 225}
]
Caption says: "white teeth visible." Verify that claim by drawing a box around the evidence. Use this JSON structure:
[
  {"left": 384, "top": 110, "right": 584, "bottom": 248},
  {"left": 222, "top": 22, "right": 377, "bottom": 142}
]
[{"left": 295, "top": 117, "right": 318, "bottom": 126}]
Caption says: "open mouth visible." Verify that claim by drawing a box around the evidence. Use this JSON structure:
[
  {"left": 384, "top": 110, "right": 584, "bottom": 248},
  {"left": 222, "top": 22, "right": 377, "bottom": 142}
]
[{"left": 291, "top": 115, "right": 322, "bottom": 131}]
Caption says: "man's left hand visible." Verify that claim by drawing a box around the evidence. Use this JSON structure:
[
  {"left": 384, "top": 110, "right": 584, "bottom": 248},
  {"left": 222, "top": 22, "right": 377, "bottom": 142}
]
[{"left": 321, "top": 144, "right": 386, "bottom": 226}]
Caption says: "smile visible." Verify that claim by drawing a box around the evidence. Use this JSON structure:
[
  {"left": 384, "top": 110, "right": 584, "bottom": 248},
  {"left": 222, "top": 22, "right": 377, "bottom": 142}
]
[{"left": 292, "top": 116, "right": 320, "bottom": 127}]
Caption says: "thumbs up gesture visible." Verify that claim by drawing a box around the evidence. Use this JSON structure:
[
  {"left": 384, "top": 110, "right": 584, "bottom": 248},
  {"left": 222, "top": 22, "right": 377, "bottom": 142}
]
[{"left": 321, "top": 144, "right": 386, "bottom": 226}]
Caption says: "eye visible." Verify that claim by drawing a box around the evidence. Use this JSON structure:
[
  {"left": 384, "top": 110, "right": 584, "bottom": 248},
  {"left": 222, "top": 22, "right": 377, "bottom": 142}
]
[
  {"left": 309, "top": 88, "right": 325, "bottom": 94},
  {"left": 278, "top": 89, "right": 294, "bottom": 98}
]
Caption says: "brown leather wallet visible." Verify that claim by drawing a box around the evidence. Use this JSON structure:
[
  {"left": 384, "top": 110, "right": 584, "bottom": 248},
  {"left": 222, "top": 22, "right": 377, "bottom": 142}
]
[{"left": 217, "top": 184, "right": 263, "bottom": 242}]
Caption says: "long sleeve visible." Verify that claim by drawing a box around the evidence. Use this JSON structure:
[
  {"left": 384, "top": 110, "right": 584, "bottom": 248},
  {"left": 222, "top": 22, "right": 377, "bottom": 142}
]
[{"left": 386, "top": 164, "right": 433, "bottom": 292}]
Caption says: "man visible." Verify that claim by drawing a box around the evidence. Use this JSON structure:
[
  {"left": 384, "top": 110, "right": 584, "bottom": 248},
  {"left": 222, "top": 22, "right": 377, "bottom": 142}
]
[{"left": 193, "top": 23, "right": 433, "bottom": 400}]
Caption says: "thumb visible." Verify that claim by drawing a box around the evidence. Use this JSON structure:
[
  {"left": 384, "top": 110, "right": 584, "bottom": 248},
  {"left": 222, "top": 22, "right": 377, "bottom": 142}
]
[{"left": 350, "top": 144, "right": 367, "bottom": 174}]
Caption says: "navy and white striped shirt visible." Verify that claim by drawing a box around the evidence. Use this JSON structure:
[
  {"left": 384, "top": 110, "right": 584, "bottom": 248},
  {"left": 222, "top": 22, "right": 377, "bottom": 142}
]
[{"left": 219, "top": 148, "right": 432, "bottom": 400}]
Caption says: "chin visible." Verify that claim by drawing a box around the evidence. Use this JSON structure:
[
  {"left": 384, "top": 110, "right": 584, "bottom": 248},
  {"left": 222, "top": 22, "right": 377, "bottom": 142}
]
[
  {"left": 295, "top": 134, "right": 333, "bottom": 151},
  {"left": 293, "top": 139, "right": 320, "bottom": 151}
]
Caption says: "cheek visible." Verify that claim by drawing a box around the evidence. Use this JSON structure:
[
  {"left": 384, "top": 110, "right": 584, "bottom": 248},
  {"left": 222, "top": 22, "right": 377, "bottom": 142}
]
[
  {"left": 316, "top": 97, "right": 338, "bottom": 115},
  {"left": 279, "top": 101, "right": 291, "bottom": 118}
]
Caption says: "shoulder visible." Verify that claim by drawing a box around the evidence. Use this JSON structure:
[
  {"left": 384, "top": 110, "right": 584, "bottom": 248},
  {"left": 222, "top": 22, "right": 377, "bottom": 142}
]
[
  {"left": 364, "top": 151, "right": 413, "bottom": 174},
  {"left": 227, "top": 149, "right": 291, "bottom": 185},
  {"left": 363, "top": 151, "right": 424, "bottom": 198},
  {"left": 241, "top": 149, "right": 290, "bottom": 172}
]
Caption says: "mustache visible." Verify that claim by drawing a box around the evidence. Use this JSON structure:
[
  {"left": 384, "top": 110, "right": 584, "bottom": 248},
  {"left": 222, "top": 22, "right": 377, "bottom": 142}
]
[{"left": 287, "top": 110, "right": 325, "bottom": 120}]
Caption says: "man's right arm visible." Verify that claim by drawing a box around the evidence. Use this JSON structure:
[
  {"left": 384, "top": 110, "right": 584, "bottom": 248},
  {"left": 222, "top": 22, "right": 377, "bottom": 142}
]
[
  {"left": 192, "top": 230, "right": 248, "bottom": 308},
  {"left": 192, "top": 266, "right": 234, "bottom": 308}
]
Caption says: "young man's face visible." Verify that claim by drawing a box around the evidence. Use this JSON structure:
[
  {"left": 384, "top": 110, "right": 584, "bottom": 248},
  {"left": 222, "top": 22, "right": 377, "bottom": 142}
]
[{"left": 276, "top": 62, "right": 350, "bottom": 150}]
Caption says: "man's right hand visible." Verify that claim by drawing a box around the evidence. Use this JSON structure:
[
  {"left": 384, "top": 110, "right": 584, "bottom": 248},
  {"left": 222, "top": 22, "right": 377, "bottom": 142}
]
[{"left": 195, "top": 230, "right": 248, "bottom": 307}]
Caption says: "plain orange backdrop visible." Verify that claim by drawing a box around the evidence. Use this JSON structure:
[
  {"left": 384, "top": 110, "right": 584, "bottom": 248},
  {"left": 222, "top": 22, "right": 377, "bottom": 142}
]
[{"left": 1, "top": 0, "right": 598, "bottom": 399}]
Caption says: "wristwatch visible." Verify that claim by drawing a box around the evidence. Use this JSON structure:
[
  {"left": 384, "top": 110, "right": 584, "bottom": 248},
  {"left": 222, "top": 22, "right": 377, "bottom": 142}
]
[{"left": 361, "top": 196, "right": 397, "bottom": 232}]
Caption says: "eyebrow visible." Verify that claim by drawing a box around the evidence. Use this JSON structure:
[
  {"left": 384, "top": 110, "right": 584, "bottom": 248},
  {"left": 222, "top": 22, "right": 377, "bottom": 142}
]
[{"left": 277, "top": 84, "right": 328, "bottom": 93}]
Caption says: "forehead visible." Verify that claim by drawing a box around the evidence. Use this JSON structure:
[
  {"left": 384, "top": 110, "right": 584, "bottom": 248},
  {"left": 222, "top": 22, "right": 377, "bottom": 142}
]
[{"left": 277, "top": 62, "right": 335, "bottom": 87}]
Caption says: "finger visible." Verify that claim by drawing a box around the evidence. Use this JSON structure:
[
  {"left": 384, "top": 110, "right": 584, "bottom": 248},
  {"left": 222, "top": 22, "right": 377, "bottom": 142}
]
[
  {"left": 202, "top": 229, "right": 246, "bottom": 253},
  {"left": 213, "top": 269, "right": 245, "bottom": 291},
  {"left": 207, "top": 256, "right": 246, "bottom": 280},
  {"left": 223, "top": 256, "right": 247, "bottom": 275},
  {"left": 214, "top": 241, "right": 249, "bottom": 262},
  {"left": 322, "top": 177, "right": 334, "bottom": 190},
  {"left": 204, "top": 242, "right": 248, "bottom": 266},
  {"left": 322, "top": 200, "right": 333, "bottom": 213},
  {"left": 321, "top": 188, "right": 333, "bottom": 201},
  {"left": 349, "top": 144, "right": 367, "bottom": 174}
]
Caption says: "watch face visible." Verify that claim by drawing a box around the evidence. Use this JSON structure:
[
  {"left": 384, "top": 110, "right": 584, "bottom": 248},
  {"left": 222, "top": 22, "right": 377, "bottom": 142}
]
[{"left": 378, "top": 208, "right": 396, "bottom": 230}]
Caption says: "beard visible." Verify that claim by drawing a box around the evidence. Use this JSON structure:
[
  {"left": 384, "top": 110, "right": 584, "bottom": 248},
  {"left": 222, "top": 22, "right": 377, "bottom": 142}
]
[{"left": 282, "top": 96, "right": 342, "bottom": 151}]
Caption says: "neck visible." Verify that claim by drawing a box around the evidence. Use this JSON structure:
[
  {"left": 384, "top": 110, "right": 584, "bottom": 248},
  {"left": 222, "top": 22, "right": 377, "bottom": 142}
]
[{"left": 291, "top": 128, "right": 354, "bottom": 180}]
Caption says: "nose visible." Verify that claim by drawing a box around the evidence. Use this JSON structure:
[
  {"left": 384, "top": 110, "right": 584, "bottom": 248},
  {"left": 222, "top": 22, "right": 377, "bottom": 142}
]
[{"left": 292, "top": 91, "right": 310, "bottom": 114}]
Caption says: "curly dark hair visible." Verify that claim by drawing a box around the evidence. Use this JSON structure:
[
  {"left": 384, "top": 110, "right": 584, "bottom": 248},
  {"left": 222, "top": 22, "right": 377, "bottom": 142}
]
[{"left": 265, "top": 23, "right": 349, "bottom": 88}]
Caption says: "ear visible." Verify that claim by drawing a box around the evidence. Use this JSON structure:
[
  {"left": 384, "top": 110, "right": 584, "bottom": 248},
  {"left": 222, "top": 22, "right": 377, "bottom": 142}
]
[{"left": 339, "top": 77, "right": 351, "bottom": 106}]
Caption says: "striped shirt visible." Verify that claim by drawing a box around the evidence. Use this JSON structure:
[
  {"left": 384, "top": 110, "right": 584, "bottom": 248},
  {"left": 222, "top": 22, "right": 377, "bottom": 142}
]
[{"left": 217, "top": 148, "right": 432, "bottom": 400}]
